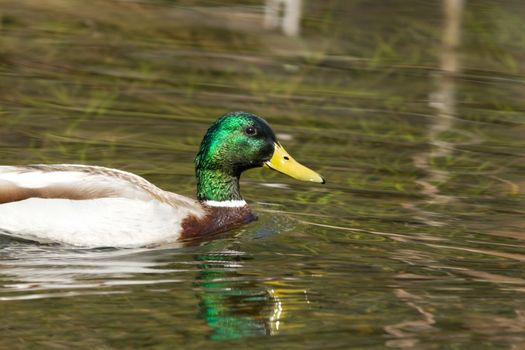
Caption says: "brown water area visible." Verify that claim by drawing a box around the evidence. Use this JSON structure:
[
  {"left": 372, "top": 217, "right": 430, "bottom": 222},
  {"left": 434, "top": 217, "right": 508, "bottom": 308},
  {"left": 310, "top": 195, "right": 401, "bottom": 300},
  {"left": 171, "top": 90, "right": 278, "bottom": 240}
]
[{"left": 1, "top": 0, "right": 525, "bottom": 348}]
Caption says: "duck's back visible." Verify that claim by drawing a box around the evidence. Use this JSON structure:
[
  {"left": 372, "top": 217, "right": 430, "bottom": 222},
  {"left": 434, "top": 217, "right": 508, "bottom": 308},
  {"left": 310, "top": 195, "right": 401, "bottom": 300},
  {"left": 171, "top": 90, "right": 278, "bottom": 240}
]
[{"left": 0, "top": 165, "right": 203, "bottom": 247}]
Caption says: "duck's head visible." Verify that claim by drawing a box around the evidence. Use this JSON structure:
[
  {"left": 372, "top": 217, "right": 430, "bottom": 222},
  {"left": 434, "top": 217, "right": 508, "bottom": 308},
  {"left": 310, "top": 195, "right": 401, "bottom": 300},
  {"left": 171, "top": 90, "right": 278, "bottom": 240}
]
[{"left": 195, "top": 111, "right": 324, "bottom": 202}]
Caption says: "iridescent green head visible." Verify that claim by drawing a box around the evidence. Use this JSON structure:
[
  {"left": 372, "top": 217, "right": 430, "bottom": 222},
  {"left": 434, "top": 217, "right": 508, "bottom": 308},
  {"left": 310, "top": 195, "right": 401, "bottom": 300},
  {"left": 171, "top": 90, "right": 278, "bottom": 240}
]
[{"left": 195, "top": 111, "right": 324, "bottom": 202}]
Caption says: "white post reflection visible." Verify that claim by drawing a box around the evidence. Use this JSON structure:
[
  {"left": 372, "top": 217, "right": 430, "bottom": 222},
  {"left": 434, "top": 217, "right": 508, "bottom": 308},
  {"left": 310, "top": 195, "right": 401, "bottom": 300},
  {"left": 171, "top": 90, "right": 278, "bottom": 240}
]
[
  {"left": 264, "top": 0, "right": 302, "bottom": 37},
  {"left": 407, "top": 0, "right": 464, "bottom": 226}
]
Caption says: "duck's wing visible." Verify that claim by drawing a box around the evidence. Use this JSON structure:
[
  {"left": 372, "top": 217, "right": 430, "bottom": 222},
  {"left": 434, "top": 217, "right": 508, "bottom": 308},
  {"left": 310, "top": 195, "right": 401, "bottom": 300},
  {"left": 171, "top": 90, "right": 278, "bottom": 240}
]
[
  {"left": 0, "top": 165, "right": 204, "bottom": 247},
  {"left": 0, "top": 164, "right": 201, "bottom": 211}
]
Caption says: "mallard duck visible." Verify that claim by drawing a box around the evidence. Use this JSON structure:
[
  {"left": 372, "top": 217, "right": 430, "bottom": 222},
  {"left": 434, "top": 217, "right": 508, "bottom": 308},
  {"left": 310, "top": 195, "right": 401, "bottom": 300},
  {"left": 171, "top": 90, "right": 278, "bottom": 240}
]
[{"left": 0, "top": 112, "right": 324, "bottom": 247}]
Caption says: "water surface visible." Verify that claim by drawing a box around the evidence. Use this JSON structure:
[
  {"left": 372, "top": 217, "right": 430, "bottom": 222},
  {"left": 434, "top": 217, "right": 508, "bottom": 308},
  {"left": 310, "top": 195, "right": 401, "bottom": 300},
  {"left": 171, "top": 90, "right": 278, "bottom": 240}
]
[{"left": 1, "top": 0, "right": 525, "bottom": 348}]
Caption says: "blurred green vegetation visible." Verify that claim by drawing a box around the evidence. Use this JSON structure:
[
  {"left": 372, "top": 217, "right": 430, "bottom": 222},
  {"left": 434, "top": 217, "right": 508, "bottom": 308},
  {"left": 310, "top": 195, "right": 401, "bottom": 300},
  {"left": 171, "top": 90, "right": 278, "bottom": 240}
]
[
  {"left": 1, "top": 1, "right": 525, "bottom": 348},
  {"left": 0, "top": 0, "right": 523, "bottom": 226}
]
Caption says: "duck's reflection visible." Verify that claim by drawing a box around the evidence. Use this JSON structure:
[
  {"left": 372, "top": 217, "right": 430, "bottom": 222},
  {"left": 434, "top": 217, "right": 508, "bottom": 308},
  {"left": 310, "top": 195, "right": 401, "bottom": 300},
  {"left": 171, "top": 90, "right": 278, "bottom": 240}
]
[
  {"left": 0, "top": 235, "right": 290, "bottom": 340},
  {"left": 194, "top": 249, "right": 283, "bottom": 340}
]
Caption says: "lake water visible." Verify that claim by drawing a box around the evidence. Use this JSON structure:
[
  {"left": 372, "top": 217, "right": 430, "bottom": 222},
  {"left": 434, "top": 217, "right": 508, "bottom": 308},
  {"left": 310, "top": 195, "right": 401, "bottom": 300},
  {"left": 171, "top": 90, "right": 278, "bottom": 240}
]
[{"left": 1, "top": 0, "right": 525, "bottom": 348}]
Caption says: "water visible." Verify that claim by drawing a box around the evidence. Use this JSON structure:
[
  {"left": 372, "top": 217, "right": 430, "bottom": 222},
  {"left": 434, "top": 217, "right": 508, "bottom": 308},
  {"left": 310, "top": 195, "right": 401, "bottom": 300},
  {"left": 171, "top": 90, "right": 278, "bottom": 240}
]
[{"left": 1, "top": 0, "right": 525, "bottom": 348}]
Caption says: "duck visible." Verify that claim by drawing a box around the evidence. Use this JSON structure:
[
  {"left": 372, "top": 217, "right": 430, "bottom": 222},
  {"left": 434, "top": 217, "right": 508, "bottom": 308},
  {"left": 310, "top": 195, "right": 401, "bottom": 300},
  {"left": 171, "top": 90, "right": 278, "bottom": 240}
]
[{"left": 0, "top": 111, "right": 324, "bottom": 248}]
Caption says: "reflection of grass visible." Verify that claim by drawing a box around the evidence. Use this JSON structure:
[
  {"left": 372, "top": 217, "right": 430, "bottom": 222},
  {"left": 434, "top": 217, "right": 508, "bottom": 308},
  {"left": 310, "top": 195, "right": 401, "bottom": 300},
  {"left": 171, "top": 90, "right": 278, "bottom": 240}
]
[
  {"left": 2, "top": 4, "right": 525, "bottom": 346},
  {"left": 463, "top": 4, "right": 525, "bottom": 73}
]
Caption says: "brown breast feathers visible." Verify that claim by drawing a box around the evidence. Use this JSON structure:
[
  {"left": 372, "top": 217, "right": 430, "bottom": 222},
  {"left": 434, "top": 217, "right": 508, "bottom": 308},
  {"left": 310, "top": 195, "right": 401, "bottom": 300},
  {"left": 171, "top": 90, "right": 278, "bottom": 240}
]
[{"left": 180, "top": 205, "right": 256, "bottom": 240}]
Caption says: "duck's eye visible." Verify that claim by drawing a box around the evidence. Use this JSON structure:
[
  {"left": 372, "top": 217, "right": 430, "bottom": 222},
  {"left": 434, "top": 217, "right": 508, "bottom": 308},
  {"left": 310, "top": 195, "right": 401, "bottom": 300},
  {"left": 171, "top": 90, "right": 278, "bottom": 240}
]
[{"left": 245, "top": 126, "right": 257, "bottom": 136}]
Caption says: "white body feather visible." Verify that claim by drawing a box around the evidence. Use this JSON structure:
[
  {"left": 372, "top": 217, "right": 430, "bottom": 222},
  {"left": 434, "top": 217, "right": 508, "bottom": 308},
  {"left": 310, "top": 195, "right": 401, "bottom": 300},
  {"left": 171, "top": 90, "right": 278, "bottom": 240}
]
[{"left": 0, "top": 165, "right": 205, "bottom": 248}]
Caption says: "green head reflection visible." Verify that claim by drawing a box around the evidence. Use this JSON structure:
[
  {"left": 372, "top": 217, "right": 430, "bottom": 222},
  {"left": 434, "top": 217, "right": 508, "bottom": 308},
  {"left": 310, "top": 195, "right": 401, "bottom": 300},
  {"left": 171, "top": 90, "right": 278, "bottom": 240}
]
[{"left": 194, "top": 251, "right": 281, "bottom": 340}]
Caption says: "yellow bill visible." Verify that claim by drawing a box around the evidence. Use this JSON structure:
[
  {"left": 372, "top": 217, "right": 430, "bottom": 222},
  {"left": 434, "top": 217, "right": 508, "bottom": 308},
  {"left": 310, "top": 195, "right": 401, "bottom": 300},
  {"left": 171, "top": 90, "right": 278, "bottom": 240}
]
[{"left": 264, "top": 142, "right": 325, "bottom": 184}]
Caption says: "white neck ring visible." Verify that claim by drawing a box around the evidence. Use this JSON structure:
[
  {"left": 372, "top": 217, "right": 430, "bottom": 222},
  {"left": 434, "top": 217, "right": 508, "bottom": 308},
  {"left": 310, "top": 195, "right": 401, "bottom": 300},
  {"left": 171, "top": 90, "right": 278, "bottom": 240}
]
[{"left": 203, "top": 200, "right": 247, "bottom": 208}]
